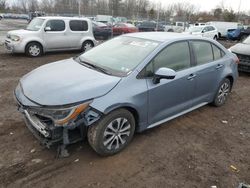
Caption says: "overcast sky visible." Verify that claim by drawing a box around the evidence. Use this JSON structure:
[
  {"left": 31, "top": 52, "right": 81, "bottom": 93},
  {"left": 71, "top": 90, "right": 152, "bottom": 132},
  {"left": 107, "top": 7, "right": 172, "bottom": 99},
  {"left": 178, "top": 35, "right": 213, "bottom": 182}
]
[{"left": 156, "top": 0, "right": 249, "bottom": 12}]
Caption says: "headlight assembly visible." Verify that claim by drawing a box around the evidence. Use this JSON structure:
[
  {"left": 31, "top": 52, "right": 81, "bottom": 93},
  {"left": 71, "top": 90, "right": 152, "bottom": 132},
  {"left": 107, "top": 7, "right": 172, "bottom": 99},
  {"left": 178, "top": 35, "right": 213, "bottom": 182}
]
[
  {"left": 10, "top": 35, "right": 20, "bottom": 42},
  {"left": 29, "top": 102, "right": 91, "bottom": 126}
]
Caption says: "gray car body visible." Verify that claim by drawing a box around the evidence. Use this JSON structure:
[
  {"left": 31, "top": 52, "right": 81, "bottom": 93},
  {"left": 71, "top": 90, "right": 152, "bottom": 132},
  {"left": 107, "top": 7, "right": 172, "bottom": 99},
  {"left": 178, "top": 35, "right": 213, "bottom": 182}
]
[{"left": 17, "top": 32, "right": 238, "bottom": 132}]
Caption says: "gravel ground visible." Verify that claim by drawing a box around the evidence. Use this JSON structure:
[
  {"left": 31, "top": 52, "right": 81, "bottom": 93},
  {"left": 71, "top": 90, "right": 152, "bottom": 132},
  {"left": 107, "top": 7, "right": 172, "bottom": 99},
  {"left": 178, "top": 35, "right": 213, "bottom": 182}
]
[{"left": 0, "top": 19, "right": 249, "bottom": 188}]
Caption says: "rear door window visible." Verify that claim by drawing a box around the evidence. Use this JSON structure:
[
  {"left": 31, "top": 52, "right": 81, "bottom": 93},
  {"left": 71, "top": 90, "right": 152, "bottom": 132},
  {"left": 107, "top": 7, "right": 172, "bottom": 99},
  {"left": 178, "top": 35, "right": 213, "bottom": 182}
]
[
  {"left": 192, "top": 41, "right": 214, "bottom": 65},
  {"left": 45, "top": 20, "right": 65, "bottom": 31},
  {"left": 69, "top": 20, "right": 88, "bottom": 31},
  {"left": 212, "top": 44, "right": 224, "bottom": 60}
]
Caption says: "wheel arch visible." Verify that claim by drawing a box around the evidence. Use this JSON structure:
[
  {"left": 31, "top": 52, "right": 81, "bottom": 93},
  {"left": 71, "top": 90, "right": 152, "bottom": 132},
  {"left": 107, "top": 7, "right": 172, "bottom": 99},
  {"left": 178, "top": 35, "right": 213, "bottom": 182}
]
[
  {"left": 25, "top": 41, "right": 44, "bottom": 54},
  {"left": 225, "top": 75, "right": 234, "bottom": 91},
  {"left": 103, "top": 105, "right": 140, "bottom": 129}
]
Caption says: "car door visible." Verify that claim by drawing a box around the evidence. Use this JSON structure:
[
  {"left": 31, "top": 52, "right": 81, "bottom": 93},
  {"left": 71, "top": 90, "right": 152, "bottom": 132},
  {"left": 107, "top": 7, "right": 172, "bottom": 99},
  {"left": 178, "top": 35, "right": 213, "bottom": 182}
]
[
  {"left": 69, "top": 20, "right": 89, "bottom": 49},
  {"left": 43, "top": 19, "right": 71, "bottom": 50},
  {"left": 145, "top": 41, "right": 197, "bottom": 126},
  {"left": 191, "top": 40, "right": 226, "bottom": 105},
  {"left": 202, "top": 26, "right": 211, "bottom": 38}
]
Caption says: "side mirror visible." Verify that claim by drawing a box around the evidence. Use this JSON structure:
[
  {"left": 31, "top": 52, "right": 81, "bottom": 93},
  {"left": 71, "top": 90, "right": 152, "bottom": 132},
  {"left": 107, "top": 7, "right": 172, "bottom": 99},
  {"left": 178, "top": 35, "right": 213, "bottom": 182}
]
[
  {"left": 201, "top": 30, "right": 205, "bottom": 33},
  {"left": 44, "top": 26, "right": 51, "bottom": 32},
  {"left": 153, "top": 67, "right": 176, "bottom": 84}
]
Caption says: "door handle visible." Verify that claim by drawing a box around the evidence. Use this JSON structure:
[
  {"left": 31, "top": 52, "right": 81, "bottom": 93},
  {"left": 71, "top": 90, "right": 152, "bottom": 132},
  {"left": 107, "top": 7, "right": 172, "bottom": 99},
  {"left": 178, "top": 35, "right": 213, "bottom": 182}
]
[
  {"left": 187, "top": 74, "right": 196, "bottom": 80},
  {"left": 216, "top": 64, "right": 224, "bottom": 69}
]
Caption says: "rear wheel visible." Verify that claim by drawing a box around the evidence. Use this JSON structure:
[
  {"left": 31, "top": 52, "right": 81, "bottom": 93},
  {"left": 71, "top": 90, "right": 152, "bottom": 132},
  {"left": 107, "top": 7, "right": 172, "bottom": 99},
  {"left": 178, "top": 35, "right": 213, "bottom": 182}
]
[
  {"left": 212, "top": 78, "right": 231, "bottom": 107},
  {"left": 82, "top": 41, "right": 94, "bottom": 53},
  {"left": 240, "top": 35, "right": 248, "bottom": 41},
  {"left": 88, "top": 109, "right": 135, "bottom": 156},
  {"left": 25, "top": 42, "right": 43, "bottom": 57}
]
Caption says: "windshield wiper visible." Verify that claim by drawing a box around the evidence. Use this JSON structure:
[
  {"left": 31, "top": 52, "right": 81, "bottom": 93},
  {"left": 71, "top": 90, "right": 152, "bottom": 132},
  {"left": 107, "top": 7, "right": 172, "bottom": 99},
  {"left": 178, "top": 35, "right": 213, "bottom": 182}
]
[{"left": 78, "top": 58, "right": 112, "bottom": 75}]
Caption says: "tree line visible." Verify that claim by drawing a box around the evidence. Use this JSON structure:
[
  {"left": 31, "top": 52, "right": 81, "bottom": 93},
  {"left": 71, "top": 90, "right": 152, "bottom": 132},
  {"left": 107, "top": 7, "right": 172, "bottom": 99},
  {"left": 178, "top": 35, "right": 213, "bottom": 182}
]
[{"left": 0, "top": 0, "right": 249, "bottom": 23}]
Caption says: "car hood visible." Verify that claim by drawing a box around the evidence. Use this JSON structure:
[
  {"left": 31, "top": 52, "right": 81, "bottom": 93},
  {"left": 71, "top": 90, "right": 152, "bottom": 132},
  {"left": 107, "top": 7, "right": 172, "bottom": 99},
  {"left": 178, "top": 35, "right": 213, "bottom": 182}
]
[
  {"left": 230, "top": 43, "right": 250, "bottom": 56},
  {"left": 7, "top": 29, "right": 36, "bottom": 37},
  {"left": 20, "top": 58, "right": 121, "bottom": 106}
]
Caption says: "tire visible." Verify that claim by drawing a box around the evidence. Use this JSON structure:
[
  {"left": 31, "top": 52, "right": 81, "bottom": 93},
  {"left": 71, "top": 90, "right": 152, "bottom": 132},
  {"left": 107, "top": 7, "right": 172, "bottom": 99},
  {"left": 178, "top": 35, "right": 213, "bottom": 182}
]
[
  {"left": 212, "top": 78, "right": 231, "bottom": 107},
  {"left": 88, "top": 109, "right": 135, "bottom": 156},
  {"left": 25, "top": 42, "right": 43, "bottom": 57},
  {"left": 82, "top": 41, "right": 94, "bottom": 53},
  {"left": 240, "top": 35, "right": 248, "bottom": 42}
]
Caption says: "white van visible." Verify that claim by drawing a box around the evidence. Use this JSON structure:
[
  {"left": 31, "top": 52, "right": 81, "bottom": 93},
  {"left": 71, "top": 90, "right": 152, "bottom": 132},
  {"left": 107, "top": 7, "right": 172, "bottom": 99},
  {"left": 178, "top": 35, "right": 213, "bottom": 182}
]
[
  {"left": 5, "top": 17, "right": 96, "bottom": 57},
  {"left": 206, "top": 21, "right": 242, "bottom": 38}
]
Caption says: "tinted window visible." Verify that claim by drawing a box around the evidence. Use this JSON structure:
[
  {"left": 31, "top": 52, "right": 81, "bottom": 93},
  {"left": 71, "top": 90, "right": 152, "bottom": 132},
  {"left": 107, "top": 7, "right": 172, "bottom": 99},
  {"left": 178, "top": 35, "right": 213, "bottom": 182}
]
[
  {"left": 212, "top": 44, "right": 223, "bottom": 60},
  {"left": 46, "top": 20, "right": 65, "bottom": 31},
  {"left": 192, "top": 41, "right": 213, "bottom": 65},
  {"left": 153, "top": 41, "right": 191, "bottom": 72},
  {"left": 70, "top": 20, "right": 88, "bottom": 31}
]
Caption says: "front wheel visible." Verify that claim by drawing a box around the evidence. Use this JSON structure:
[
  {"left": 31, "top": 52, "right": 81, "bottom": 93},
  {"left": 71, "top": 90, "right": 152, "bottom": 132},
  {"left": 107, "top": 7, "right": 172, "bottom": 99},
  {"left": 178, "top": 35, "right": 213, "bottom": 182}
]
[
  {"left": 88, "top": 109, "right": 135, "bottom": 156},
  {"left": 82, "top": 41, "right": 94, "bottom": 53},
  {"left": 25, "top": 42, "right": 43, "bottom": 57},
  {"left": 212, "top": 78, "right": 231, "bottom": 107}
]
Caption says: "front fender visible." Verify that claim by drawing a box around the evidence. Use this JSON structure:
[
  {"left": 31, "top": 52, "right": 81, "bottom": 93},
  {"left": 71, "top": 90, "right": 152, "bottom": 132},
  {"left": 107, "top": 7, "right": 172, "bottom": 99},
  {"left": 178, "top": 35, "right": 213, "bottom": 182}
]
[{"left": 22, "top": 37, "right": 45, "bottom": 51}]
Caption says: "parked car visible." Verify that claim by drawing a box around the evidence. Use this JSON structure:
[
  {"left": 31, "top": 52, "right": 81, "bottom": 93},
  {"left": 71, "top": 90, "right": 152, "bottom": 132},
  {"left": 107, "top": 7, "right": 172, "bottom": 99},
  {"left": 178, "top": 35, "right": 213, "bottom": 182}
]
[
  {"left": 227, "top": 27, "right": 250, "bottom": 41},
  {"left": 28, "top": 11, "right": 45, "bottom": 22},
  {"left": 165, "top": 21, "right": 187, "bottom": 33},
  {"left": 185, "top": 26, "right": 219, "bottom": 40},
  {"left": 229, "top": 36, "right": 250, "bottom": 72},
  {"left": 5, "top": 17, "right": 96, "bottom": 57},
  {"left": 92, "top": 21, "right": 112, "bottom": 40},
  {"left": 206, "top": 21, "right": 242, "bottom": 38},
  {"left": 0, "top": 14, "right": 3, "bottom": 20},
  {"left": 138, "top": 21, "right": 165, "bottom": 32},
  {"left": 113, "top": 23, "right": 138, "bottom": 36},
  {"left": 14, "top": 32, "right": 238, "bottom": 157}
]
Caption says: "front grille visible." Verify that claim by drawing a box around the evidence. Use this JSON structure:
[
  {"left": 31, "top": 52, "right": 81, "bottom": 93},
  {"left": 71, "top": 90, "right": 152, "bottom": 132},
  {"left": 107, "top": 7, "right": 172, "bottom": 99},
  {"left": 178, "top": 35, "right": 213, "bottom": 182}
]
[{"left": 235, "top": 53, "right": 250, "bottom": 64}]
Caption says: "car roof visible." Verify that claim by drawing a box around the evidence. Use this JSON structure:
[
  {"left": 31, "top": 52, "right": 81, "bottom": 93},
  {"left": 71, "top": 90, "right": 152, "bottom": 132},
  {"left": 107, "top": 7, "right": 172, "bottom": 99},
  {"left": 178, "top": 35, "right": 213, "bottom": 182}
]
[
  {"left": 38, "top": 16, "right": 90, "bottom": 20},
  {"left": 125, "top": 32, "right": 205, "bottom": 43}
]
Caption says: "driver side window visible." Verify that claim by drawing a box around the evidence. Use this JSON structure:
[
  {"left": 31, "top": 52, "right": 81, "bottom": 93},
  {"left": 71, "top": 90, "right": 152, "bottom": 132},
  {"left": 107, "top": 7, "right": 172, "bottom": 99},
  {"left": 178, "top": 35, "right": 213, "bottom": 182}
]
[{"left": 142, "top": 41, "right": 191, "bottom": 77}]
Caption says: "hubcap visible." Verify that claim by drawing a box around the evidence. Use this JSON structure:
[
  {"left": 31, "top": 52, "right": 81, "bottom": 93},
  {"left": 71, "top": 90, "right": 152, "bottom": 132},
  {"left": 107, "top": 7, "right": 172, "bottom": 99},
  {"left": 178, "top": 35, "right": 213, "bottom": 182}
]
[
  {"left": 217, "top": 82, "right": 230, "bottom": 104},
  {"left": 103, "top": 117, "right": 131, "bottom": 150},
  {"left": 84, "top": 43, "right": 92, "bottom": 52},
  {"left": 29, "top": 45, "right": 40, "bottom": 56}
]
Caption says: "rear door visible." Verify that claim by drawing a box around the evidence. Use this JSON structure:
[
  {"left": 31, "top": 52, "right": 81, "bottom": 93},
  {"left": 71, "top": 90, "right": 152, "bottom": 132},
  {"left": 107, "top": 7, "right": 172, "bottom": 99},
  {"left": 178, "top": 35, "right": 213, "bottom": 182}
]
[
  {"left": 145, "top": 41, "right": 197, "bottom": 125},
  {"left": 69, "top": 20, "right": 89, "bottom": 49},
  {"left": 190, "top": 40, "right": 226, "bottom": 105}
]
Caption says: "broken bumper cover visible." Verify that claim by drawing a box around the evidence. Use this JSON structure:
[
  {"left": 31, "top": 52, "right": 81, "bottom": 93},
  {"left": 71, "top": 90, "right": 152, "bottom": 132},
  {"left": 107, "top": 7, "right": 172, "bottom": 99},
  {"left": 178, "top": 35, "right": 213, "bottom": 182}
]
[
  {"left": 14, "top": 83, "right": 101, "bottom": 148},
  {"left": 21, "top": 107, "right": 64, "bottom": 148}
]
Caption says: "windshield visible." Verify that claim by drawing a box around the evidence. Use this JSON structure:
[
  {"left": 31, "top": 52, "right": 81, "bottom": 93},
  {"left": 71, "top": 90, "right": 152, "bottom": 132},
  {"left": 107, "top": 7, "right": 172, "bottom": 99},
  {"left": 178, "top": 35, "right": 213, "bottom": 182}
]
[
  {"left": 26, "top": 18, "right": 45, "bottom": 31},
  {"left": 243, "top": 36, "right": 250, "bottom": 44},
  {"left": 188, "top": 27, "right": 203, "bottom": 32},
  {"left": 79, "top": 36, "right": 160, "bottom": 76}
]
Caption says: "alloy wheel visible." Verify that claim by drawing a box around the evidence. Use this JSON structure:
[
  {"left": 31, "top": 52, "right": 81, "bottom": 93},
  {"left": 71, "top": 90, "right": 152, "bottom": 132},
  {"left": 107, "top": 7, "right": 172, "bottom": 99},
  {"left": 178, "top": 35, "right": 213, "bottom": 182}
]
[
  {"left": 103, "top": 117, "right": 131, "bottom": 151},
  {"left": 217, "top": 82, "right": 230, "bottom": 105}
]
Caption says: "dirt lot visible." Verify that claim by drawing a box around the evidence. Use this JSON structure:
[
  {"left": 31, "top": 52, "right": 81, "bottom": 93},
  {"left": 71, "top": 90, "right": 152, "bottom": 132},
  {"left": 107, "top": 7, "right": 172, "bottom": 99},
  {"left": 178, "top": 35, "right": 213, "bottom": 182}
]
[{"left": 0, "top": 20, "right": 250, "bottom": 188}]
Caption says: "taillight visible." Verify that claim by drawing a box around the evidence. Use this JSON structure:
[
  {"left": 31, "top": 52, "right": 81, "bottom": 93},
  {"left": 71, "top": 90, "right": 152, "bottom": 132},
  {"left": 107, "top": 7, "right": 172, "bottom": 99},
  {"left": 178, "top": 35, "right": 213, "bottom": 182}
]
[{"left": 235, "top": 57, "right": 240, "bottom": 64}]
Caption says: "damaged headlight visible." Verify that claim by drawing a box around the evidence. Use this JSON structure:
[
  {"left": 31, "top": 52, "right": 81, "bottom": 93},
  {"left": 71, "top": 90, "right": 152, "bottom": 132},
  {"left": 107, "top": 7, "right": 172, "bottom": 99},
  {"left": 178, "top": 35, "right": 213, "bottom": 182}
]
[
  {"left": 29, "top": 102, "right": 91, "bottom": 126},
  {"left": 10, "top": 35, "right": 20, "bottom": 42}
]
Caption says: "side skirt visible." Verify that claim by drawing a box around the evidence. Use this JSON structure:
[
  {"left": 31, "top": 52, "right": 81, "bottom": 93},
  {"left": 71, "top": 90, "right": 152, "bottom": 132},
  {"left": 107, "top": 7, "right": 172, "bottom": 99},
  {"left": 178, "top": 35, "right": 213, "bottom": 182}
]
[{"left": 147, "top": 102, "right": 208, "bottom": 129}]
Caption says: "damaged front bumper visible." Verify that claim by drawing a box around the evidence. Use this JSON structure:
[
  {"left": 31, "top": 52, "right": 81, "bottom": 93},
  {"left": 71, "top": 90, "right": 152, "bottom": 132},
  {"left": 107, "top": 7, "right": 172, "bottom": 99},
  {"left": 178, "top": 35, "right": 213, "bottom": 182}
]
[{"left": 14, "top": 83, "right": 102, "bottom": 150}]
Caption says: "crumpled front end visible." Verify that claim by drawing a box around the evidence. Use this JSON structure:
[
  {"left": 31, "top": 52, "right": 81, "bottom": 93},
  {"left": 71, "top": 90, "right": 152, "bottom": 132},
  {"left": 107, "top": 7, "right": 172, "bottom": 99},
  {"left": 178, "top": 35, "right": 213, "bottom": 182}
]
[{"left": 14, "top": 83, "right": 101, "bottom": 150}]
